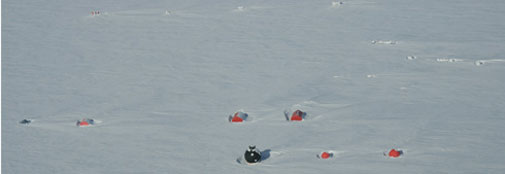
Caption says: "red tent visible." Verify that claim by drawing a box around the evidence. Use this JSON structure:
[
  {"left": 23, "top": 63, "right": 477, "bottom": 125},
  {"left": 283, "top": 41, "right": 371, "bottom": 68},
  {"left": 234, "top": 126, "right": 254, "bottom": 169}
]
[
  {"left": 388, "top": 149, "right": 402, "bottom": 158},
  {"left": 291, "top": 110, "right": 305, "bottom": 121},
  {"left": 229, "top": 112, "right": 248, "bottom": 123}
]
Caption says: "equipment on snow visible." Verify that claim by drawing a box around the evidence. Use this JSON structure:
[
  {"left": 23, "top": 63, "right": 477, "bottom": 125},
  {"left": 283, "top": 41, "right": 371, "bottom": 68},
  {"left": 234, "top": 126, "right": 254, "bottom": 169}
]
[
  {"left": 229, "top": 111, "right": 248, "bottom": 122},
  {"left": 244, "top": 145, "right": 262, "bottom": 164},
  {"left": 19, "top": 119, "right": 32, "bottom": 124}
]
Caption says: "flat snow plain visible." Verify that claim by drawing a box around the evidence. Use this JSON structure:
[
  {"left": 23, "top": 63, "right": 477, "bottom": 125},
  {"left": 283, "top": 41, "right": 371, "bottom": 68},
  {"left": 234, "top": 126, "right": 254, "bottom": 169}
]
[{"left": 3, "top": 0, "right": 505, "bottom": 173}]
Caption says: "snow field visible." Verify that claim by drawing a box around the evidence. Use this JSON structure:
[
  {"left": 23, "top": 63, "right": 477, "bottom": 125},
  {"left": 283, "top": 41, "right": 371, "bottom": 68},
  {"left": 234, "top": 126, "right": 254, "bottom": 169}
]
[{"left": 3, "top": 0, "right": 505, "bottom": 173}]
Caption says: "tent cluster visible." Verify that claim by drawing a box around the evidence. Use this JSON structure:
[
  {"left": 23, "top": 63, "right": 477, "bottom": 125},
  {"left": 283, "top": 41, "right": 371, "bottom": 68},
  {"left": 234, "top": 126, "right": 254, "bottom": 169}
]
[
  {"left": 231, "top": 110, "right": 403, "bottom": 162},
  {"left": 316, "top": 149, "right": 403, "bottom": 160},
  {"left": 228, "top": 110, "right": 307, "bottom": 123},
  {"left": 19, "top": 118, "right": 98, "bottom": 127},
  {"left": 21, "top": 110, "right": 403, "bottom": 163}
]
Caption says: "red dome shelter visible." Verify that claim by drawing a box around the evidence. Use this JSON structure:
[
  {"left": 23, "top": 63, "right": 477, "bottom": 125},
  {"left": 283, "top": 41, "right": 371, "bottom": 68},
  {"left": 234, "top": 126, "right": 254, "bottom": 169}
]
[
  {"left": 290, "top": 110, "right": 305, "bottom": 121},
  {"left": 317, "top": 151, "right": 334, "bottom": 159},
  {"left": 76, "top": 118, "right": 95, "bottom": 127},
  {"left": 229, "top": 111, "right": 248, "bottom": 123},
  {"left": 387, "top": 149, "right": 403, "bottom": 158}
]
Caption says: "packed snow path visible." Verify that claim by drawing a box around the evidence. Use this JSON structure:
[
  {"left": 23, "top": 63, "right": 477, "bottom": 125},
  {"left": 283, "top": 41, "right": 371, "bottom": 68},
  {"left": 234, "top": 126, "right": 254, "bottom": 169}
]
[{"left": 3, "top": 0, "right": 505, "bottom": 173}]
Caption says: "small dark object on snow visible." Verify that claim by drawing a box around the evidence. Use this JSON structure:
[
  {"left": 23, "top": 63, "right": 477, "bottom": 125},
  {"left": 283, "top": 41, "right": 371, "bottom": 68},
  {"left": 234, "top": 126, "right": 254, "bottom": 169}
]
[
  {"left": 19, "top": 119, "right": 32, "bottom": 124},
  {"left": 244, "top": 145, "right": 262, "bottom": 164}
]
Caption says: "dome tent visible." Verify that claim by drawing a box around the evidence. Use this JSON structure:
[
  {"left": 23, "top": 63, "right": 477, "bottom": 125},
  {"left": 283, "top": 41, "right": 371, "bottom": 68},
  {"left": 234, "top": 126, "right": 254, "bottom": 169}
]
[
  {"left": 285, "top": 110, "right": 306, "bottom": 121},
  {"left": 317, "top": 151, "right": 333, "bottom": 159},
  {"left": 76, "top": 118, "right": 95, "bottom": 127},
  {"left": 385, "top": 149, "right": 403, "bottom": 158},
  {"left": 228, "top": 111, "right": 248, "bottom": 123}
]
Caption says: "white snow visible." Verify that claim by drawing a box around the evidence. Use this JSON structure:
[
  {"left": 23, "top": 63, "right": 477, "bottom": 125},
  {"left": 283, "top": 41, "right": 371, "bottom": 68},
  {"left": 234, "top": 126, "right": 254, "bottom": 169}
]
[
  {"left": 371, "top": 40, "right": 397, "bottom": 45},
  {"left": 164, "top": 10, "right": 172, "bottom": 16},
  {"left": 235, "top": 6, "right": 245, "bottom": 12},
  {"left": 475, "top": 59, "right": 505, "bottom": 66},
  {"left": 331, "top": 1, "right": 344, "bottom": 7},
  {"left": 3, "top": 0, "right": 505, "bottom": 173},
  {"left": 436, "top": 58, "right": 464, "bottom": 62},
  {"left": 406, "top": 55, "right": 417, "bottom": 60}
]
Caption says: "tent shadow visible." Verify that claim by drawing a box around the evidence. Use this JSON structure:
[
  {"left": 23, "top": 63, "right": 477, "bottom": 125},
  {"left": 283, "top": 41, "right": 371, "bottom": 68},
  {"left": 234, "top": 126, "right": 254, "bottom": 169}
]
[{"left": 261, "top": 149, "right": 271, "bottom": 161}]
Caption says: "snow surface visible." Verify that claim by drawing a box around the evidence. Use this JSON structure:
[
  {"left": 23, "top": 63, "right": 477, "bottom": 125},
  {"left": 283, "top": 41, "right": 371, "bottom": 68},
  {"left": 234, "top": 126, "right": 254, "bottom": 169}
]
[{"left": 3, "top": 0, "right": 505, "bottom": 173}]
